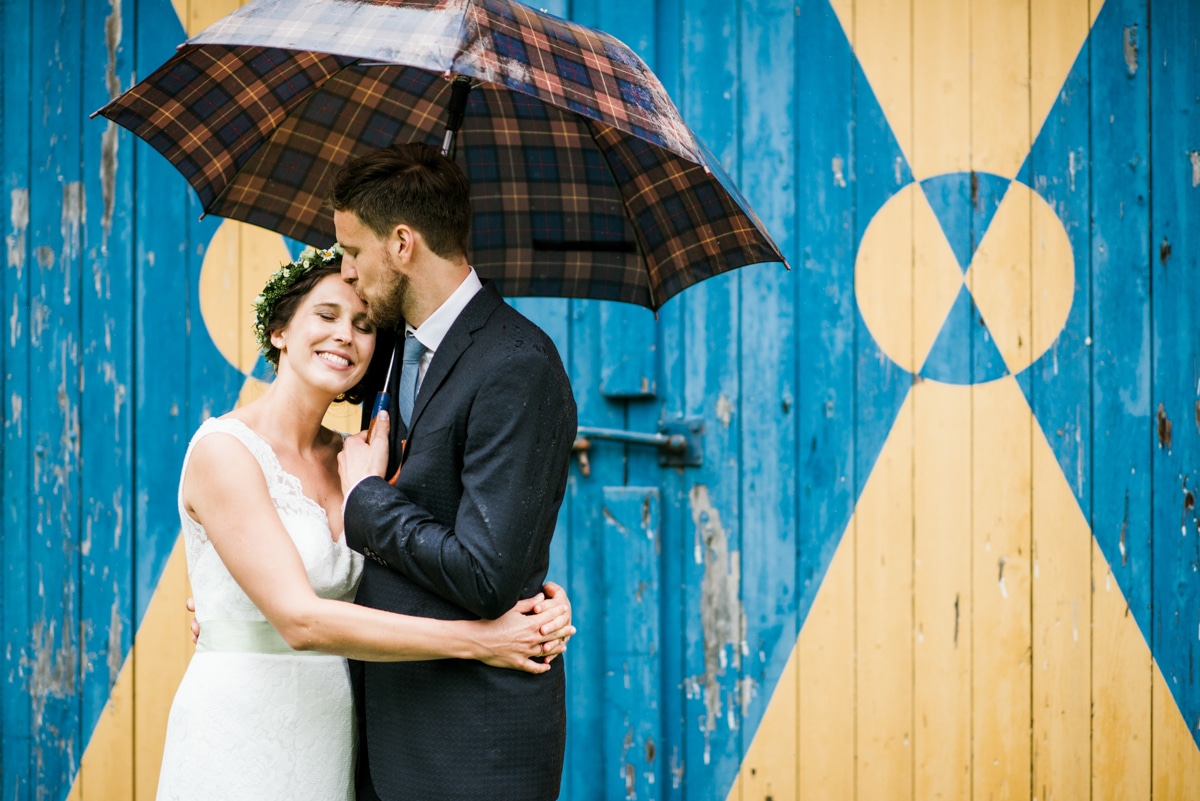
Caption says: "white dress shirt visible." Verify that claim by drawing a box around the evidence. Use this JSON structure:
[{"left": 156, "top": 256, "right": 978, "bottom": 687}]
[{"left": 404, "top": 267, "right": 483, "bottom": 393}]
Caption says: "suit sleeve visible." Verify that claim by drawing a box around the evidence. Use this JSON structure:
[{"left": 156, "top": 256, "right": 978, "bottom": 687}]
[{"left": 343, "top": 348, "right": 575, "bottom": 619}]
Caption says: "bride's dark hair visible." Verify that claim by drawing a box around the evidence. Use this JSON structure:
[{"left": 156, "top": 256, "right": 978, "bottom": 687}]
[{"left": 262, "top": 260, "right": 371, "bottom": 405}]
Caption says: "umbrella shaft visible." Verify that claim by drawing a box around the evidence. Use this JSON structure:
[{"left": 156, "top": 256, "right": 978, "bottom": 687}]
[{"left": 440, "top": 76, "right": 473, "bottom": 157}]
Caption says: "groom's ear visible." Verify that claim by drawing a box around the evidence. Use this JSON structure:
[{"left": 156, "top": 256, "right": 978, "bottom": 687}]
[{"left": 390, "top": 223, "right": 416, "bottom": 265}]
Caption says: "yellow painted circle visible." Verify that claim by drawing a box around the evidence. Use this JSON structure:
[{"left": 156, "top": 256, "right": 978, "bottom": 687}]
[
  {"left": 173, "top": 0, "right": 244, "bottom": 37},
  {"left": 197, "top": 219, "right": 292, "bottom": 375},
  {"left": 855, "top": 178, "right": 1074, "bottom": 383}
]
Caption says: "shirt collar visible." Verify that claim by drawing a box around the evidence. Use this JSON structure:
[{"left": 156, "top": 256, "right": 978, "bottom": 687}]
[{"left": 405, "top": 267, "right": 483, "bottom": 354}]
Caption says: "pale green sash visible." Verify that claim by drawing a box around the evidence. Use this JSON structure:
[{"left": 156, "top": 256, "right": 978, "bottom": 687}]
[{"left": 195, "top": 619, "right": 323, "bottom": 656}]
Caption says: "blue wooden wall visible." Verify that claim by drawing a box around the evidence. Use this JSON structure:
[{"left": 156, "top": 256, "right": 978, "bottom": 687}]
[{"left": 3, "top": 0, "right": 1199, "bottom": 799}]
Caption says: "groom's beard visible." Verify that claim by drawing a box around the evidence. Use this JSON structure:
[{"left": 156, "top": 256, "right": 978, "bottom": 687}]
[{"left": 365, "top": 269, "right": 408, "bottom": 330}]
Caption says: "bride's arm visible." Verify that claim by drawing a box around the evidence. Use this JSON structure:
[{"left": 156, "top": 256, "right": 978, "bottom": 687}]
[{"left": 184, "top": 433, "right": 571, "bottom": 672}]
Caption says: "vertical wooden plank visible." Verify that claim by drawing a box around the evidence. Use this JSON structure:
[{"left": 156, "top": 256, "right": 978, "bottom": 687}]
[
  {"left": 564, "top": 298, "right": 625, "bottom": 800},
  {"left": 911, "top": 2, "right": 972, "bottom": 799},
  {"left": 911, "top": 380, "right": 972, "bottom": 801},
  {"left": 647, "top": 4, "right": 688, "bottom": 792},
  {"left": 603, "top": 487, "right": 663, "bottom": 800},
  {"left": 793, "top": 0, "right": 856, "bottom": 798},
  {"left": 1030, "top": 415, "right": 1096, "bottom": 801},
  {"left": 970, "top": 367, "right": 1032, "bottom": 801},
  {"left": 1028, "top": 3, "right": 1095, "bottom": 798},
  {"left": 1, "top": 0, "right": 33, "bottom": 795},
  {"left": 853, "top": 394, "right": 914, "bottom": 801},
  {"left": 968, "top": 7, "right": 1033, "bottom": 800},
  {"left": 1149, "top": 0, "right": 1200, "bottom": 789},
  {"left": 910, "top": 1, "right": 971, "bottom": 183},
  {"left": 29, "top": 0, "right": 85, "bottom": 793},
  {"left": 77, "top": 0, "right": 136, "bottom": 795},
  {"left": 680, "top": 1, "right": 742, "bottom": 796},
  {"left": 132, "top": 1, "right": 192, "bottom": 794},
  {"left": 1089, "top": 0, "right": 1152, "bottom": 798},
  {"left": 617, "top": 327, "right": 669, "bottom": 797},
  {"left": 732, "top": 0, "right": 797, "bottom": 798},
  {"left": 654, "top": 301, "right": 687, "bottom": 801},
  {"left": 0, "top": 0, "right": 6, "bottom": 780},
  {"left": 851, "top": 1, "right": 916, "bottom": 799}
]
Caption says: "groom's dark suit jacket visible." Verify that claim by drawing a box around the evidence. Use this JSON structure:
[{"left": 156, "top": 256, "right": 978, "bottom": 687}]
[{"left": 344, "top": 282, "right": 576, "bottom": 801}]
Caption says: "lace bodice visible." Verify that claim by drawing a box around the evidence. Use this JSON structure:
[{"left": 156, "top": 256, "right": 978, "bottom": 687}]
[{"left": 177, "top": 417, "right": 363, "bottom": 622}]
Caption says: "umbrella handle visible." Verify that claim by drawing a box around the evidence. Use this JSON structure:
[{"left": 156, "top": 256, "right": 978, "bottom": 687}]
[
  {"left": 440, "top": 76, "right": 474, "bottom": 157},
  {"left": 367, "top": 391, "right": 390, "bottom": 443}
]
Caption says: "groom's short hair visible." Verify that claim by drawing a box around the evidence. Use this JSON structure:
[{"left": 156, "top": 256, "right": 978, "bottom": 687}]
[{"left": 327, "top": 142, "right": 471, "bottom": 260}]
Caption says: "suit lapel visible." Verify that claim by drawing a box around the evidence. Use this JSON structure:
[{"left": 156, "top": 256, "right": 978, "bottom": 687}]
[{"left": 404, "top": 282, "right": 503, "bottom": 439}]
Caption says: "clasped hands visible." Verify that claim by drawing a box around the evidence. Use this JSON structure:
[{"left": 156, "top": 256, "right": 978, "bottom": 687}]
[{"left": 186, "top": 583, "right": 574, "bottom": 669}]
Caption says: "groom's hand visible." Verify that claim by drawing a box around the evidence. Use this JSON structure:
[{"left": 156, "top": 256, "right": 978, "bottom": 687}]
[
  {"left": 186, "top": 597, "right": 199, "bottom": 644},
  {"left": 339, "top": 411, "right": 390, "bottom": 500}
]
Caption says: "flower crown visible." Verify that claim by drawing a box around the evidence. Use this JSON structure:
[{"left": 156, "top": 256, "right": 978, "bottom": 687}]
[{"left": 252, "top": 243, "right": 344, "bottom": 367}]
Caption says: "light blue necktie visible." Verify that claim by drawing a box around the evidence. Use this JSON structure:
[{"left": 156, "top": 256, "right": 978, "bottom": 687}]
[{"left": 398, "top": 333, "right": 426, "bottom": 429}]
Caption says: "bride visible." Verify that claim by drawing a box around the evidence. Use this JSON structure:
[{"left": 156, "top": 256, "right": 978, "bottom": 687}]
[{"left": 156, "top": 246, "right": 573, "bottom": 800}]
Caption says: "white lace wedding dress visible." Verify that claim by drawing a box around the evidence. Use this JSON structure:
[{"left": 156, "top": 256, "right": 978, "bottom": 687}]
[{"left": 156, "top": 417, "right": 364, "bottom": 801}]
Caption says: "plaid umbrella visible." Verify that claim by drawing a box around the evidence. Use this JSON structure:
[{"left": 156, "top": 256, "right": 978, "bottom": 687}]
[{"left": 96, "top": 0, "right": 787, "bottom": 309}]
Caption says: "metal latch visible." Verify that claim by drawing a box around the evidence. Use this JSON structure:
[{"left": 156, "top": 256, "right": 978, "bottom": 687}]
[{"left": 572, "top": 418, "right": 704, "bottom": 476}]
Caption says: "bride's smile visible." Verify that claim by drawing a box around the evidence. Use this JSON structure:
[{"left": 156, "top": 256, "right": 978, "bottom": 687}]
[{"left": 317, "top": 350, "right": 353, "bottom": 369}]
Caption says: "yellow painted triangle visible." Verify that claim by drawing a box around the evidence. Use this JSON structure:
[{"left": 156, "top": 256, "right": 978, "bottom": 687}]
[{"left": 830, "top": 0, "right": 1104, "bottom": 180}]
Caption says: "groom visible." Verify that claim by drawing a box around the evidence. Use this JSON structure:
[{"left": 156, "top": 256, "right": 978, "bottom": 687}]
[{"left": 335, "top": 143, "right": 577, "bottom": 801}]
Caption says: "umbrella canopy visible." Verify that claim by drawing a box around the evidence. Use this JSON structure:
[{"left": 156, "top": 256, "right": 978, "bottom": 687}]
[{"left": 97, "top": 0, "right": 787, "bottom": 309}]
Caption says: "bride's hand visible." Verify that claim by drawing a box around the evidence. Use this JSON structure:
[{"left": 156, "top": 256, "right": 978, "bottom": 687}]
[
  {"left": 533, "top": 581, "right": 572, "bottom": 663},
  {"left": 473, "top": 594, "right": 576, "bottom": 674}
]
